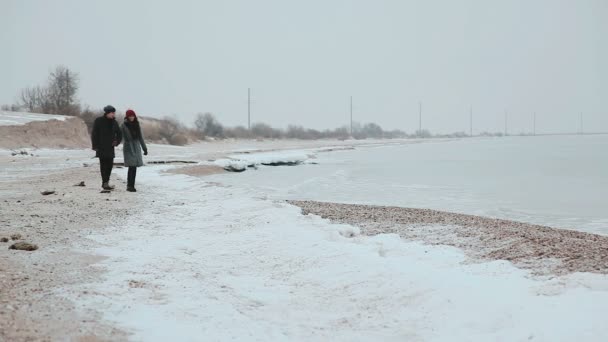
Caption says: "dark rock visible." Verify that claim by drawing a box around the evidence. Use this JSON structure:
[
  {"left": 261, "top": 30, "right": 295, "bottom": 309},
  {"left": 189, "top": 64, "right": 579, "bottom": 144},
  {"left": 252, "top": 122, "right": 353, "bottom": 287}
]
[
  {"left": 41, "top": 191, "right": 55, "bottom": 196},
  {"left": 147, "top": 160, "right": 197, "bottom": 165},
  {"left": 224, "top": 165, "right": 247, "bottom": 172},
  {"left": 10, "top": 234, "right": 22, "bottom": 240},
  {"left": 9, "top": 242, "right": 38, "bottom": 251},
  {"left": 261, "top": 161, "right": 302, "bottom": 166},
  {"left": 74, "top": 181, "right": 86, "bottom": 187},
  {"left": 100, "top": 190, "right": 111, "bottom": 194},
  {"left": 0, "top": 237, "right": 8, "bottom": 243}
]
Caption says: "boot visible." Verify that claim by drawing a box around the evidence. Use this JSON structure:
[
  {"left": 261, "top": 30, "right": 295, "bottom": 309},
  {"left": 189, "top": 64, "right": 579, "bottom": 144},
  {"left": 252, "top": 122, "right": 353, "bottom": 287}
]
[
  {"left": 102, "top": 182, "right": 115, "bottom": 190},
  {"left": 126, "top": 186, "right": 137, "bottom": 192}
]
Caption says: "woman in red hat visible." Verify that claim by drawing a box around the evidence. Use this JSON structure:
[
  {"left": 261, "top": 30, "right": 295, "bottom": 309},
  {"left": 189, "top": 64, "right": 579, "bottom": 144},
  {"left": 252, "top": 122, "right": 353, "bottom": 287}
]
[{"left": 121, "top": 109, "right": 148, "bottom": 192}]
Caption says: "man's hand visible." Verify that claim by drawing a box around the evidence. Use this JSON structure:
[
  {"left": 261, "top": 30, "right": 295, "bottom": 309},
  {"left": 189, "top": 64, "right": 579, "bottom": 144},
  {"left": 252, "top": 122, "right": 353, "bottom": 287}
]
[{"left": 112, "top": 140, "right": 118, "bottom": 147}]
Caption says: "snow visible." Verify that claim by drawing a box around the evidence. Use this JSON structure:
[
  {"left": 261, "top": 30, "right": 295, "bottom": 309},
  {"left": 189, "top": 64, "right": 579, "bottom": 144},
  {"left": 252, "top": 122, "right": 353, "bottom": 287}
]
[
  {"left": 213, "top": 158, "right": 250, "bottom": 171},
  {"left": 227, "top": 151, "right": 311, "bottom": 165},
  {"left": 0, "top": 148, "right": 95, "bottom": 181},
  {"left": 65, "top": 164, "right": 608, "bottom": 341},
  {"left": 213, "top": 150, "right": 313, "bottom": 172},
  {"left": 0, "top": 110, "right": 69, "bottom": 126}
]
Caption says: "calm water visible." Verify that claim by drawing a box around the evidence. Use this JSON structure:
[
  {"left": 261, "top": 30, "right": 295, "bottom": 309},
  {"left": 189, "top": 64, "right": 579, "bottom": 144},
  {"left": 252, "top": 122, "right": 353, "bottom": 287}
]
[{"left": 211, "top": 135, "right": 608, "bottom": 235}]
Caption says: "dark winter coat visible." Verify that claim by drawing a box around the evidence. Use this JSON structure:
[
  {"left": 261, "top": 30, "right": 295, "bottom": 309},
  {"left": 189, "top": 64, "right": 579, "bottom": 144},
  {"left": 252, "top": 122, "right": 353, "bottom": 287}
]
[
  {"left": 91, "top": 116, "right": 122, "bottom": 159},
  {"left": 121, "top": 119, "right": 147, "bottom": 167}
]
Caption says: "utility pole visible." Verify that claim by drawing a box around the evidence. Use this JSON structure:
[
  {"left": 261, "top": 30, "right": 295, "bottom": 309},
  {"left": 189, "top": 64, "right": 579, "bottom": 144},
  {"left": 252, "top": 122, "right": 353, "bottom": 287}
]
[
  {"left": 504, "top": 109, "right": 508, "bottom": 136},
  {"left": 350, "top": 96, "right": 353, "bottom": 137},
  {"left": 247, "top": 88, "right": 251, "bottom": 131},
  {"left": 580, "top": 112, "right": 583, "bottom": 135},
  {"left": 419, "top": 101, "right": 422, "bottom": 134},
  {"left": 533, "top": 112, "right": 536, "bottom": 136},
  {"left": 470, "top": 105, "right": 473, "bottom": 137}
]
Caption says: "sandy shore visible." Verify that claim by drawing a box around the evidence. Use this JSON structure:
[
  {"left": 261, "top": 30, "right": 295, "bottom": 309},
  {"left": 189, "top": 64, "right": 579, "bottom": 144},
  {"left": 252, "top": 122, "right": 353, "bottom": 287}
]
[
  {"left": 0, "top": 166, "right": 139, "bottom": 341},
  {"left": 288, "top": 201, "right": 608, "bottom": 276}
]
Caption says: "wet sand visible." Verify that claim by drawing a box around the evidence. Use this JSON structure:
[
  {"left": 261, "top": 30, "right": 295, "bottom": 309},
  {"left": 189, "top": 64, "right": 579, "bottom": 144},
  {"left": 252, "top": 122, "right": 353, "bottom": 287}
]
[{"left": 164, "top": 164, "right": 227, "bottom": 177}]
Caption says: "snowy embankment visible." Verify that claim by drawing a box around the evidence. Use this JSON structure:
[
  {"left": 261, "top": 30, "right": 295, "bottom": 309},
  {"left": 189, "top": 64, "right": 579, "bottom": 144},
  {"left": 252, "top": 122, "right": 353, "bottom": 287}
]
[
  {"left": 66, "top": 165, "right": 608, "bottom": 341},
  {"left": 0, "top": 110, "right": 68, "bottom": 126},
  {"left": 0, "top": 110, "right": 89, "bottom": 149}
]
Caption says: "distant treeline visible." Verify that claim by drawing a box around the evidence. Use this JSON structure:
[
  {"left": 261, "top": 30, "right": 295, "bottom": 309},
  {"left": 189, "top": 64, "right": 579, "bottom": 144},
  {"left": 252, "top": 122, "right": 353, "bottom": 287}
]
[{"left": 3, "top": 65, "right": 505, "bottom": 145}]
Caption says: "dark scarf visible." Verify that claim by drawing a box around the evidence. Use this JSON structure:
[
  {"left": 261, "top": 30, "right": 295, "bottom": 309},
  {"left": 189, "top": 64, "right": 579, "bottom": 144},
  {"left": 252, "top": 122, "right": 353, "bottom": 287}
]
[{"left": 124, "top": 119, "right": 141, "bottom": 140}]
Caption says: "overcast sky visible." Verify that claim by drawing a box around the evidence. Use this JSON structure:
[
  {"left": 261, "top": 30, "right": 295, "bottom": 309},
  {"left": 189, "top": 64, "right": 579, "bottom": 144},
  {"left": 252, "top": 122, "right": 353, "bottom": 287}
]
[{"left": 1, "top": 0, "right": 606, "bottom": 134}]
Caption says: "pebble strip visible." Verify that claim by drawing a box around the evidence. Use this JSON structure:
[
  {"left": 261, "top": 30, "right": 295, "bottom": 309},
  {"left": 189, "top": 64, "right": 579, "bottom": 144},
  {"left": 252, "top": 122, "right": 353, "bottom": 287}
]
[{"left": 288, "top": 200, "right": 608, "bottom": 275}]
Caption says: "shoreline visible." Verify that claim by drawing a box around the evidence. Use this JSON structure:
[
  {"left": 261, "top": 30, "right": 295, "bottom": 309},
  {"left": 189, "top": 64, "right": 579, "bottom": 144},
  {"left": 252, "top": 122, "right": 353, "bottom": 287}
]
[{"left": 288, "top": 200, "right": 608, "bottom": 276}]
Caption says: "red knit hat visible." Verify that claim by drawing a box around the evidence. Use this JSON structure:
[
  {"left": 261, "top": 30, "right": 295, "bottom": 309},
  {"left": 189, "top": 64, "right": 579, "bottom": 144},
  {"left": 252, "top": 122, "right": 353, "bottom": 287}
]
[{"left": 125, "top": 109, "right": 136, "bottom": 117}]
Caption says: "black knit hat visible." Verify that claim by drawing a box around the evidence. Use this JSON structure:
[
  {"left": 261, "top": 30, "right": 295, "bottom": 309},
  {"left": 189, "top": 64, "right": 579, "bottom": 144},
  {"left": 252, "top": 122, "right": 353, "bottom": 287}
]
[{"left": 103, "top": 105, "right": 116, "bottom": 114}]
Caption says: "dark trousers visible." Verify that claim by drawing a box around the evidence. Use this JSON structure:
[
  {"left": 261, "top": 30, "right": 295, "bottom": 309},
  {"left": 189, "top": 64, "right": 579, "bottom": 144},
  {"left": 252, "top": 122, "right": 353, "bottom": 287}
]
[
  {"left": 99, "top": 158, "right": 114, "bottom": 183},
  {"left": 127, "top": 166, "right": 137, "bottom": 188}
]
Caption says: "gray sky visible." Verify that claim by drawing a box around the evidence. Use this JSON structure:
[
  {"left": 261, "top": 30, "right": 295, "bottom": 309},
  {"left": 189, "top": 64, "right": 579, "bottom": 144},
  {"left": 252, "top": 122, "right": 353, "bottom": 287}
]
[{"left": 1, "top": 0, "right": 606, "bottom": 134}]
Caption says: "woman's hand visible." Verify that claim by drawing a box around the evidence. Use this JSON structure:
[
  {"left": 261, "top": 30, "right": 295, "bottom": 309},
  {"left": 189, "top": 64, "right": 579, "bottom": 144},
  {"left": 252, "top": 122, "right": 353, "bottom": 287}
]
[{"left": 144, "top": 150, "right": 148, "bottom": 156}]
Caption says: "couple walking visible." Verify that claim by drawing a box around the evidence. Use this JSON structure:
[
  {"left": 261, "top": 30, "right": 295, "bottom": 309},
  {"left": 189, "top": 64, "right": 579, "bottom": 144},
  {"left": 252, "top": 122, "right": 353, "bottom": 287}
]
[{"left": 91, "top": 105, "right": 148, "bottom": 192}]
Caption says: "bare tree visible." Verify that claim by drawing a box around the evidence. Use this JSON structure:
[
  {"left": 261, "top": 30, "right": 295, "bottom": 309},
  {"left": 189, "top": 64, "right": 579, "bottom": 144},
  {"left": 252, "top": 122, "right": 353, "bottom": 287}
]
[
  {"left": 20, "top": 86, "right": 47, "bottom": 112},
  {"left": 224, "top": 125, "right": 252, "bottom": 139},
  {"left": 251, "top": 123, "right": 283, "bottom": 139},
  {"left": 18, "top": 66, "right": 80, "bottom": 115},
  {"left": 194, "top": 112, "right": 224, "bottom": 138},
  {"left": 158, "top": 116, "right": 190, "bottom": 145},
  {"left": 159, "top": 116, "right": 181, "bottom": 139},
  {"left": 415, "top": 129, "right": 432, "bottom": 138},
  {"left": 331, "top": 126, "right": 351, "bottom": 140},
  {"left": 47, "top": 66, "right": 80, "bottom": 115},
  {"left": 20, "top": 87, "right": 37, "bottom": 112},
  {"left": 361, "top": 123, "right": 383, "bottom": 138}
]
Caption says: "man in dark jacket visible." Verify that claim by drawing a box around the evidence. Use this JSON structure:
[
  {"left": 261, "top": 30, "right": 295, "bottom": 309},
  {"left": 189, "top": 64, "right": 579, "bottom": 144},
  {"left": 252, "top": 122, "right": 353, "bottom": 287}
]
[{"left": 91, "top": 105, "right": 122, "bottom": 190}]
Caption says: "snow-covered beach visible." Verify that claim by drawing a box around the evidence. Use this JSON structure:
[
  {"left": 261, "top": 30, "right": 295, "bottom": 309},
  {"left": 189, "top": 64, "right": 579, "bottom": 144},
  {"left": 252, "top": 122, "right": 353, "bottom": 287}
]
[
  {"left": 2, "top": 135, "right": 608, "bottom": 341},
  {"left": 4, "top": 0, "right": 606, "bottom": 339}
]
